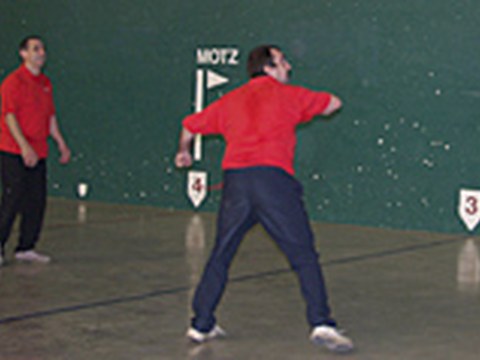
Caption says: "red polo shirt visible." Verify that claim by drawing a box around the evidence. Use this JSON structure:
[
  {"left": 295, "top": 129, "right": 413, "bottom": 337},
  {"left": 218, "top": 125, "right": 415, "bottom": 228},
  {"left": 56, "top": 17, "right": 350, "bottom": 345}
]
[
  {"left": 183, "top": 76, "right": 332, "bottom": 175},
  {"left": 0, "top": 65, "right": 55, "bottom": 158}
]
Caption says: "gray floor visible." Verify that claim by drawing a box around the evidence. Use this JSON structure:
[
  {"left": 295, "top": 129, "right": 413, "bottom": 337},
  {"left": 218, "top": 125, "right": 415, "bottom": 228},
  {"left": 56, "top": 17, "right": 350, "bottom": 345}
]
[{"left": 0, "top": 198, "right": 479, "bottom": 360}]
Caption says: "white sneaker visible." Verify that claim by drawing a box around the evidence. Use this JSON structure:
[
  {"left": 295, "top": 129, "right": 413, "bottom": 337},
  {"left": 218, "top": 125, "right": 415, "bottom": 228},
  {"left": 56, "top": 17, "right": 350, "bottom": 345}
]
[
  {"left": 310, "top": 325, "right": 354, "bottom": 353},
  {"left": 186, "top": 325, "right": 226, "bottom": 343},
  {"left": 15, "top": 250, "right": 51, "bottom": 264}
]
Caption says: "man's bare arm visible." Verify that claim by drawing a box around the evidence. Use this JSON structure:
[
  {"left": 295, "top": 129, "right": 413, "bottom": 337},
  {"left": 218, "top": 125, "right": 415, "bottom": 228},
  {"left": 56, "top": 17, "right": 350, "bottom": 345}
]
[
  {"left": 175, "top": 127, "right": 195, "bottom": 168},
  {"left": 5, "top": 113, "right": 38, "bottom": 167},
  {"left": 50, "top": 115, "right": 71, "bottom": 164}
]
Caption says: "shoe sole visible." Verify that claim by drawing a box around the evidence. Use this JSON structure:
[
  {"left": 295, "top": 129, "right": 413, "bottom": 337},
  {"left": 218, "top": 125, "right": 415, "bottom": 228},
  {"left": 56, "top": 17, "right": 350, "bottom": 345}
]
[
  {"left": 311, "top": 337, "right": 354, "bottom": 353},
  {"left": 186, "top": 327, "right": 226, "bottom": 344},
  {"left": 187, "top": 334, "right": 221, "bottom": 344}
]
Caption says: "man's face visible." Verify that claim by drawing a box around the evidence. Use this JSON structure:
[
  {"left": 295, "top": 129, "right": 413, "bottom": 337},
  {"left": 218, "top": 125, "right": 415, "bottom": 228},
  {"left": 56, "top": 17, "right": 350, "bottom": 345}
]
[
  {"left": 264, "top": 48, "right": 292, "bottom": 83},
  {"left": 20, "top": 39, "right": 47, "bottom": 69}
]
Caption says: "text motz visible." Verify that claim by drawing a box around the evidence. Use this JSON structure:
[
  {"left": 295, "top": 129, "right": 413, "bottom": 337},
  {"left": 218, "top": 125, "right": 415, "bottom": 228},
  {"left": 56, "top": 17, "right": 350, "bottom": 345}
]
[{"left": 196, "top": 48, "right": 239, "bottom": 66}]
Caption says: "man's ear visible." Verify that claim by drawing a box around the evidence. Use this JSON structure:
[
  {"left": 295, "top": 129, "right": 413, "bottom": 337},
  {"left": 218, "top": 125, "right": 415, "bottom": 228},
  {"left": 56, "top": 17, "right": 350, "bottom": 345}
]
[
  {"left": 19, "top": 49, "right": 27, "bottom": 61},
  {"left": 263, "top": 64, "right": 273, "bottom": 76}
]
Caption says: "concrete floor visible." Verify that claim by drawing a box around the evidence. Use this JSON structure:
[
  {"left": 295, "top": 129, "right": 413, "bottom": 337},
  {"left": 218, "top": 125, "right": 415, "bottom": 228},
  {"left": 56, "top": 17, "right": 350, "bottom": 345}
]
[{"left": 0, "top": 198, "right": 479, "bottom": 359}]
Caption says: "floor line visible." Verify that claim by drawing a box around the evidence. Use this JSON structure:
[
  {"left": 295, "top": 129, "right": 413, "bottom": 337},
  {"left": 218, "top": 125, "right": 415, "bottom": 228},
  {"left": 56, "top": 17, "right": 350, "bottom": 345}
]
[{"left": 0, "top": 235, "right": 461, "bottom": 326}]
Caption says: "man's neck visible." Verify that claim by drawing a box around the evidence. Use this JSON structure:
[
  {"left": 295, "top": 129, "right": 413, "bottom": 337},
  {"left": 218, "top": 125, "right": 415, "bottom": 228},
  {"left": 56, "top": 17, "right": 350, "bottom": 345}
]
[{"left": 24, "top": 62, "right": 41, "bottom": 76}]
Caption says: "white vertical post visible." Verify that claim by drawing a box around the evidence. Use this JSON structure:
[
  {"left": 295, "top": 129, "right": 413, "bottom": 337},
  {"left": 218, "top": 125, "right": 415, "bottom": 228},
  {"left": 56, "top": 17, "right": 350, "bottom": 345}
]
[{"left": 194, "top": 69, "right": 204, "bottom": 161}]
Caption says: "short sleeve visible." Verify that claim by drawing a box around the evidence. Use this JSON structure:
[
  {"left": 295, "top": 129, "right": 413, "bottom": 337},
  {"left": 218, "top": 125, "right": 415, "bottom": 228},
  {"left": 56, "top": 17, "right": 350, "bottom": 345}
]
[
  {"left": 1, "top": 77, "right": 20, "bottom": 116},
  {"left": 182, "top": 99, "right": 223, "bottom": 135},
  {"left": 290, "top": 86, "right": 332, "bottom": 124}
]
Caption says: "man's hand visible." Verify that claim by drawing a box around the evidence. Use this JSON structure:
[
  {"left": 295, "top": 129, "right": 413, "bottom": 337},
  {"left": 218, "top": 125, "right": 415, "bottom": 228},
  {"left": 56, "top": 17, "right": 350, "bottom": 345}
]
[
  {"left": 58, "top": 144, "right": 71, "bottom": 164},
  {"left": 21, "top": 145, "right": 39, "bottom": 168},
  {"left": 175, "top": 150, "right": 193, "bottom": 168},
  {"left": 322, "top": 95, "right": 342, "bottom": 116}
]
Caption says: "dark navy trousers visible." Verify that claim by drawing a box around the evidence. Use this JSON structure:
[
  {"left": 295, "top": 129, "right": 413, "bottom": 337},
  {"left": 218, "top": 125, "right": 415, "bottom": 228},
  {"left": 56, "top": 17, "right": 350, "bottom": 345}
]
[
  {"left": 191, "top": 167, "right": 336, "bottom": 332},
  {"left": 0, "top": 152, "right": 47, "bottom": 256}
]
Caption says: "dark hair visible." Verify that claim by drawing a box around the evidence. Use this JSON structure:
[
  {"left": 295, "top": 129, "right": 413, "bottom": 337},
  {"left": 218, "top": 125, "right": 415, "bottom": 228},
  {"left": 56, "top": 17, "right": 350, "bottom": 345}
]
[
  {"left": 19, "top": 35, "right": 43, "bottom": 51},
  {"left": 247, "top": 45, "right": 280, "bottom": 78}
]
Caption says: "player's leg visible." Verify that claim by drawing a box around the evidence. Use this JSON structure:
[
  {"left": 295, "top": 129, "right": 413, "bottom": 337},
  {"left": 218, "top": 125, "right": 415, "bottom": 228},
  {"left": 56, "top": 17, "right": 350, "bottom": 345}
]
[
  {"left": 0, "top": 153, "right": 27, "bottom": 260},
  {"left": 253, "top": 168, "right": 335, "bottom": 327},
  {"left": 15, "top": 159, "right": 49, "bottom": 262},
  {"left": 253, "top": 168, "right": 353, "bottom": 351},
  {"left": 190, "top": 170, "right": 257, "bottom": 333}
]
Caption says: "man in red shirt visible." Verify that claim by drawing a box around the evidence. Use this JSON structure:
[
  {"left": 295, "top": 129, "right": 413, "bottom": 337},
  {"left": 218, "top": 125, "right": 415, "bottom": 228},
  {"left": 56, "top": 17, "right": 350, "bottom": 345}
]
[
  {"left": 0, "top": 36, "right": 70, "bottom": 266},
  {"left": 175, "top": 45, "right": 353, "bottom": 352}
]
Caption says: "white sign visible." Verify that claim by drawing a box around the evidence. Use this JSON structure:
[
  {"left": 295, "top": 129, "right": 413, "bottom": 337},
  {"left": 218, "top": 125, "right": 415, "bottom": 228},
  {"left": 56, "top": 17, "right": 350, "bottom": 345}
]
[
  {"left": 193, "top": 69, "right": 229, "bottom": 161},
  {"left": 192, "top": 47, "right": 239, "bottom": 162},
  {"left": 77, "top": 182, "right": 89, "bottom": 198},
  {"left": 188, "top": 171, "right": 208, "bottom": 208},
  {"left": 193, "top": 68, "right": 205, "bottom": 161},
  {"left": 458, "top": 189, "right": 480, "bottom": 231},
  {"left": 207, "top": 69, "right": 229, "bottom": 89},
  {"left": 196, "top": 48, "right": 240, "bottom": 66},
  {"left": 187, "top": 47, "right": 239, "bottom": 208}
]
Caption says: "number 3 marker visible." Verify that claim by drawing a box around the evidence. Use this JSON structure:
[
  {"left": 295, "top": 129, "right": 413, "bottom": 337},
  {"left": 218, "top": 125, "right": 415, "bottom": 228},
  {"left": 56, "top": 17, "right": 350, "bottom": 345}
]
[{"left": 459, "top": 189, "right": 480, "bottom": 231}]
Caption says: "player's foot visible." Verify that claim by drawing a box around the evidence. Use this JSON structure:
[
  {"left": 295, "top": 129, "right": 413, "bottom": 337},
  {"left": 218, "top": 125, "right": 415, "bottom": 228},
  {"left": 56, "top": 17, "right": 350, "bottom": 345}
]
[
  {"left": 186, "top": 324, "right": 226, "bottom": 343},
  {"left": 15, "top": 250, "right": 51, "bottom": 264},
  {"left": 310, "top": 325, "right": 354, "bottom": 353}
]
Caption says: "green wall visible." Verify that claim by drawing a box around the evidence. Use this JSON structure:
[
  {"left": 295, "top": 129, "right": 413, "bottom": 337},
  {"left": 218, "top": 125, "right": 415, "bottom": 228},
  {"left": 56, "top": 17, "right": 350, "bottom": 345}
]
[{"left": 1, "top": 0, "right": 479, "bottom": 233}]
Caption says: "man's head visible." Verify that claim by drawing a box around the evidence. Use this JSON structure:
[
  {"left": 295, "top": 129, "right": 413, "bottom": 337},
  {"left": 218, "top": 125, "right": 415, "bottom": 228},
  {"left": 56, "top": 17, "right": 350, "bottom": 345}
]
[
  {"left": 19, "top": 35, "right": 46, "bottom": 71},
  {"left": 247, "top": 45, "right": 292, "bottom": 83}
]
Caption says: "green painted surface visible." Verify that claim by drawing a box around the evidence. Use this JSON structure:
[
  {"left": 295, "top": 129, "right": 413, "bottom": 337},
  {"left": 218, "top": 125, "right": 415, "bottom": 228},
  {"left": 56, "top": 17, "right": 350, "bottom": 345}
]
[{"left": 1, "top": 1, "right": 479, "bottom": 233}]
